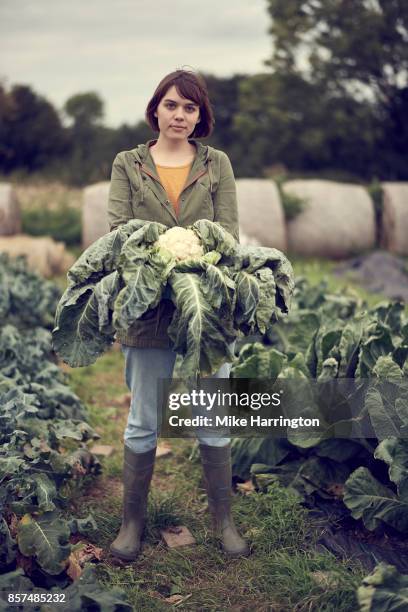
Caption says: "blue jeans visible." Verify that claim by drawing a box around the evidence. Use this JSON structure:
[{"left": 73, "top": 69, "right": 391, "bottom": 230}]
[{"left": 121, "top": 346, "right": 232, "bottom": 453}]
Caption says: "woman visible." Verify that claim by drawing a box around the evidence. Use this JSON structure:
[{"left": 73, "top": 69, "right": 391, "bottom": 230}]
[{"left": 107, "top": 69, "right": 249, "bottom": 561}]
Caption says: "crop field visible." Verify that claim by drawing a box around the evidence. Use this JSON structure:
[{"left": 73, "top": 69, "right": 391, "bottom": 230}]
[
  {"left": 2, "top": 1, "right": 408, "bottom": 607},
  {"left": 58, "top": 254, "right": 407, "bottom": 610},
  {"left": 62, "top": 348, "right": 365, "bottom": 611},
  {"left": 1, "top": 206, "right": 407, "bottom": 610}
]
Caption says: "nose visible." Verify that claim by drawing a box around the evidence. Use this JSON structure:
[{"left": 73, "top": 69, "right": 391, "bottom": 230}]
[{"left": 174, "top": 106, "right": 185, "bottom": 120}]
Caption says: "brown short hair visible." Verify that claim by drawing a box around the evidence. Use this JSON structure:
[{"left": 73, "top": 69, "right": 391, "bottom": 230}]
[{"left": 145, "top": 69, "right": 215, "bottom": 138}]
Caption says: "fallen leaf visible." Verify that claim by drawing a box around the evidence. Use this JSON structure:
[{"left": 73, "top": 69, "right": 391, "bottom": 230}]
[
  {"left": 76, "top": 542, "right": 103, "bottom": 564},
  {"left": 84, "top": 543, "right": 104, "bottom": 561},
  {"left": 67, "top": 542, "right": 104, "bottom": 580},
  {"left": 90, "top": 444, "right": 115, "bottom": 457},
  {"left": 156, "top": 444, "right": 172, "bottom": 458},
  {"left": 165, "top": 593, "right": 193, "bottom": 607},
  {"left": 67, "top": 553, "right": 82, "bottom": 580},
  {"left": 161, "top": 526, "right": 196, "bottom": 548},
  {"left": 236, "top": 480, "right": 255, "bottom": 494},
  {"left": 165, "top": 595, "right": 184, "bottom": 605}
]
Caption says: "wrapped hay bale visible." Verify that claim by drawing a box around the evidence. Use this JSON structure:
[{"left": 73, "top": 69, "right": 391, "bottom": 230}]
[
  {"left": 236, "top": 179, "right": 287, "bottom": 249},
  {"left": 0, "top": 235, "right": 74, "bottom": 277},
  {"left": 0, "top": 183, "right": 21, "bottom": 235},
  {"left": 82, "top": 182, "right": 110, "bottom": 248},
  {"left": 380, "top": 182, "right": 408, "bottom": 255},
  {"left": 284, "top": 180, "right": 375, "bottom": 258}
]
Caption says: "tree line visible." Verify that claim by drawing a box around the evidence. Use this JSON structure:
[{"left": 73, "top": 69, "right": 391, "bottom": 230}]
[{"left": 0, "top": 0, "right": 407, "bottom": 185}]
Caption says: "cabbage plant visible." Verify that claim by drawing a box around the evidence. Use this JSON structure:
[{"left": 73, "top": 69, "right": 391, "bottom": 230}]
[
  {"left": 230, "top": 280, "right": 408, "bottom": 536},
  {"left": 52, "top": 219, "right": 294, "bottom": 378}
]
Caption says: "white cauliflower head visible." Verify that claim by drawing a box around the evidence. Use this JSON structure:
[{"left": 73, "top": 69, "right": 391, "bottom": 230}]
[{"left": 156, "top": 227, "right": 204, "bottom": 261}]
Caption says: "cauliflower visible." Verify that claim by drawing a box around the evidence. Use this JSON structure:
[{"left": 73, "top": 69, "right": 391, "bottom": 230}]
[{"left": 156, "top": 227, "right": 204, "bottom": 261}]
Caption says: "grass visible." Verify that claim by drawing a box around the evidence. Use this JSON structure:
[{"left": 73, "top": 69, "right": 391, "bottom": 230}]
[
  {"left": 290, "top": 256, "right": 389, "bottom": 308},
  {"left": 63, "top": 346, "right": 366, "bottom": 611},
  {"left": 16, "top": 182, "right": 82, "bottom": 247},
  {"left": 21, "top": 205, "right": 81, "bottom": 246}
]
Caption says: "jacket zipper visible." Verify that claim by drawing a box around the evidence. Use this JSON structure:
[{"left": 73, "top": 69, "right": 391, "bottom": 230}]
[
  {"left": 140, "top": 164, "right": 160, "bottom": 183},
  {"left": 140, "top": 164, "right": 178, "bottom": 223}
]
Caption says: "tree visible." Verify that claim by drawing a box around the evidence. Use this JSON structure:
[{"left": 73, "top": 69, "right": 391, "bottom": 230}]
[
  {"left": 111, "top": 121, "right": 154, "bottom": 157},
  {"left": 0, "top": 84, "right": 67, "bottom": 173},
  {"left": 64, "top": 92, "right": 104, "bottom": 128},
  {"left": 265, "top": 0, "right": 408, "bottom": 178},
  {"left": 200, "top": 73, "right": 248, "bottom": 176},
  {"left": 63, "top": 93, "right": 105, "bottom": 185},
  {"left": 266, "top": 0, "right": 408, "bottom": 103}
]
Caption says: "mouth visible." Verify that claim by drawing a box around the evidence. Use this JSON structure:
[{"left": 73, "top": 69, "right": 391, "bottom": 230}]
[{"left": 170, "top": 126, "right": 186, "bottom": 130}]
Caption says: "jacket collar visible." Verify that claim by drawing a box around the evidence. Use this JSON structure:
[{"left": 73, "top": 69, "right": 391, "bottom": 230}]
[
  {"left": 127, "top": 138, "right": 211, "bottom": 222},
  {"left": 129, "top": 138, "right": 210, "bottom": 173}
]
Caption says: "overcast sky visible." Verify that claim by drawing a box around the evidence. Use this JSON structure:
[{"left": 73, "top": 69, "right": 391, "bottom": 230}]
[{"left": 0, "top": 1, "right": 272, "bottom": 127}]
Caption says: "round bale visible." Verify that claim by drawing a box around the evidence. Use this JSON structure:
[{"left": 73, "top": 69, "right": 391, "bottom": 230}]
[
  {"left": 0, "top": 183, "right": 21, "bottom": 235},
  {"left": 235, "top": 179, "right": 287, "bottom": 250},
  {"left": 0, "top": 235, "right": 74, "bottom": 277},
  {"left": 82, "top": 181, "right": 110, "bottom": 248},
  {"left": 284, "top": 180, "right": 375, "bottom": 258},
  {"left": 380, "top": 182, "right": 408, "bottom": 256}
]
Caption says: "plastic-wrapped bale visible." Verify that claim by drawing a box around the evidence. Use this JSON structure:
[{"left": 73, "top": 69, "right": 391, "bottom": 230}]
[
  {"left": 82, "top": 181, "right": 110, "bottom": 248},
  {"left": 0, "top": 235, "right": 74, "bottom": 277},
  {"left": 235, "top": 179, "right": 287, "bottom": 250},
  {"left": 0, "top": 183, "right": 21, "bottom": 235},
  {"left": 284, "top": 180, "right": 375, "bottom": 258},
  {"left": 380, "top": 182, "right": 408, "bottom": 256}
]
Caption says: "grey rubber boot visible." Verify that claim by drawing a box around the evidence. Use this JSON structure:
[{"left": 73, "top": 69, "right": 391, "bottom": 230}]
[
  {"left": 199, "top": 443, "right": 250, "bottom": 557},
  {"left": 110, "top": 445, "right": 156, "bottom": 561}
]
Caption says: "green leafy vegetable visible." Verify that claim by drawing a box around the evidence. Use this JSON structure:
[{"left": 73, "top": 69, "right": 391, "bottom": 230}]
[
  {"left": 232, "top": 278, "right": 408, "bottom": 534},
  {"left": 17, "top": 511, "right": 71, "bottom": 575},
  {"left": 358, "top": 563, "right": 408, "bottom": 611},
  {"left": 53, "top": 219, "right": 294, "bottom": 378}
]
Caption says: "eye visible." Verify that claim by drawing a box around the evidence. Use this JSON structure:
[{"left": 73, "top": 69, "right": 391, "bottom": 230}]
[{"left": 186, "top": 106, "right": 196, "bottom": 113}]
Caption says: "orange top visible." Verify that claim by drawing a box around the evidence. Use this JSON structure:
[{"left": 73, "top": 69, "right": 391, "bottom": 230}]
[{"left": 156, "top": 162, "right": 192, "bottom": 217}]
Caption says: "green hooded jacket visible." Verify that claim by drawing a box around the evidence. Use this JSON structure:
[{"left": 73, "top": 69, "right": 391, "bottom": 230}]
[{"left": 107, "top": 138, "right": 240, "bottom": 348}]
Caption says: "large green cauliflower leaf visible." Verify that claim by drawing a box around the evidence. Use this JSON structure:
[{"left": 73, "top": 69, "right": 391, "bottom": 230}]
[
  {"left": 168, "top": 269, "right": 236, "bottom": 378},
  {"left": 53, "top": 219, "right": 295, "bottom": 377},
  {"left": 113, "top": 222, "right": 175, "bottom": 331}
]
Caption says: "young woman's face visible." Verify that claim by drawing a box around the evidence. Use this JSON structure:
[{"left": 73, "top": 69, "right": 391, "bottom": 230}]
[{"left": 154, "top": 85, "right": 201, "bottom": 139}]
